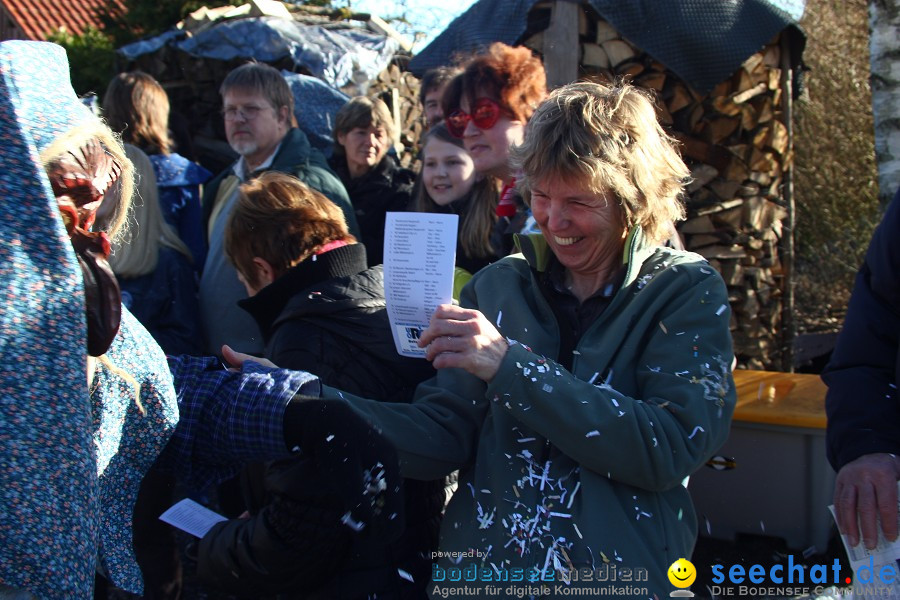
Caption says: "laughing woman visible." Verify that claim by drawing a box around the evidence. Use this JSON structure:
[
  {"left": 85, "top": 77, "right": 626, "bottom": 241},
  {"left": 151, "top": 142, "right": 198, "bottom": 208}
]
[{"left": 282, "top": 81, "right": 738, "bottom": 597}]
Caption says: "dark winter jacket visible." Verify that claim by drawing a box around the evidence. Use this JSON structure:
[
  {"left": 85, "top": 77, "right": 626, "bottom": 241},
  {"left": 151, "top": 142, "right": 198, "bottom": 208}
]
[
  {"left": 199, "top": 243, "right": 442, "bottom": 599},
  {"left": 202, "top": 127, "right": 359, "bottom": 239},
  {"left": 119, "top": 247, "right": 203, "bottom": 356},
  {"left": 328, "top": 155, "right": 415, "bottom": 267},
  {"left": 824, "top": 188, "right": 900, "bottom": 469}
]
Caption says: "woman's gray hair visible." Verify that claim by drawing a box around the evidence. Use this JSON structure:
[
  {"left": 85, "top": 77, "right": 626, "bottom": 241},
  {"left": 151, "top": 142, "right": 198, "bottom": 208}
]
[{"left": 512, "top": 81, "right": 689, "bottom": 244}]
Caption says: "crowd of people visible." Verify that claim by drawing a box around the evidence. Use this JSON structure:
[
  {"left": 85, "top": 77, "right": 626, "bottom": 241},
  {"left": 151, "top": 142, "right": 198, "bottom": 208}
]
[{"left": 0, "top": 31, "right": 895, "bottom": 600}]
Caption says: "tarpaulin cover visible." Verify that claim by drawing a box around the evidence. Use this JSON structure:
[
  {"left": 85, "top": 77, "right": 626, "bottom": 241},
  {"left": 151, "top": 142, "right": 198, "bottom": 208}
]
[
  {"left": 408, "top": 0, "right": 806, "bottom": 94},
  {"left": 282, "top": 70, "right": 349, "bottom": 157},
  {"left": 118, "top": 17, "right": 399, "bottom": 90}
]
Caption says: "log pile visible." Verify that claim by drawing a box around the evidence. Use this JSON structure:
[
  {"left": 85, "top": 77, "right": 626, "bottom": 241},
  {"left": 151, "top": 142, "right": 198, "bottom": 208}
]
[
  {"left": 523, "top": 9, "right": 793, "bottom": 370},
  {"left": 369, "top": 61, "right": 424, "bottom": 169}
]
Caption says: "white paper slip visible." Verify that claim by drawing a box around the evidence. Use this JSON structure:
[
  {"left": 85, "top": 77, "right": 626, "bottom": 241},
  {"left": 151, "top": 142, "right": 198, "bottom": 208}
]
[
  {"left": 160, "top": 498, "right": 227, "bottom": 538},
  {"left": 383, "top": 212, "right": 458, "bottom": 358},
  {"left": 829, "top": 481, "right": 900, "bottom": 599}
]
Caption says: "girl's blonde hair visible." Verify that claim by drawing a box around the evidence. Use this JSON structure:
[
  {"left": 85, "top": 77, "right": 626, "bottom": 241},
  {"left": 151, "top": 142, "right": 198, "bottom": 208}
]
[
  {"left": 512, "top": 81, "right": 689, "bottom": 244},
  {"left": 414, "top": 123, "right": 498, "bottom": 261},
  {"left": 107, "top": 144, "right": 193, "bottom": 278}
]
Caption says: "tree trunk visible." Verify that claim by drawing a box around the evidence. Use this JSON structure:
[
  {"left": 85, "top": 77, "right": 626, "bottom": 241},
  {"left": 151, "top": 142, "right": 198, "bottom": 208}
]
[{"left": 870, "top": 0, "right": 900, "bottom": 202}]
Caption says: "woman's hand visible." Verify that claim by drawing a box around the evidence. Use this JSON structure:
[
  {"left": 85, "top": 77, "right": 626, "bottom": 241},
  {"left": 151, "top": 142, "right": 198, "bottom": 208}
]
[
  {"left": 418, "top": 304, "right": 508, "bottom": 382},
  {"left": 222, "top": 345, "right": 277, "bottom": 370}
]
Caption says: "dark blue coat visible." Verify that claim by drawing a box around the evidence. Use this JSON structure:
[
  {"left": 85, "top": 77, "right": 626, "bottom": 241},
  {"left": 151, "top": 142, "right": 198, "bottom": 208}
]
[
  {"left": 120, "top": 247, "right": 204, "bottom": 356},
  {"left": 824, "top": 188, "right": 900, "bottom": 469}
]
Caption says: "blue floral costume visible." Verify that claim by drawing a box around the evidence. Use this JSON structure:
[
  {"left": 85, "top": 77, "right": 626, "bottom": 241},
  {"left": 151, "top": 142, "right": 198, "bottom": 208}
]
[{"left": 0, "top": 41, "right": 179, "bottom": 599}]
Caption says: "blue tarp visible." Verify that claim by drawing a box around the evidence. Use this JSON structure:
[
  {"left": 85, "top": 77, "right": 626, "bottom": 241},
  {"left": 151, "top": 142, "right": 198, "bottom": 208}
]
[
  {"left": 409, "top": 0, "right": 806, "bottom": 94},
  {"left": 282, "top": 70, "right": 349, "bottom": 157},
  {"left": 118, "top": 17, "right": 399, "bottom": 90}
]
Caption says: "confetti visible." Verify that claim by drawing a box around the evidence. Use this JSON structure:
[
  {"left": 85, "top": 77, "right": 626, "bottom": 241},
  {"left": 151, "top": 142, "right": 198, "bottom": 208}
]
[
  {"left": 659, "top": 321, "right": 668, "bottom": 334},
  {"left": 688, "top": 425, "right": 705, "bottom": 439},
  {"left": 566, "top": 481, "right": 581, "bottom": 509},
  {"left": 341, "top": 512, "right": 365, "bottom": 532},
  {"left": 398, "top": 568, "right": 414, "bottom": 582},
  {"left": 326, "top": 434, "right": 334, "bottom": 442},
  {"left": 585, "top": 430, "right": 600, "bottom": 438},
  {"left": 497, "top": 310, "right": 502, "bottom": 327},
  {"left": 716, "top": 304, "right": 727, "bottom": 316}
]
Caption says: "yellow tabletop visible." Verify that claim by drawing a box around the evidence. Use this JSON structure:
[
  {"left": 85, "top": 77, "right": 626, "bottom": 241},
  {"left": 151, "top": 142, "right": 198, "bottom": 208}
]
[{"left": 730, "top": 369, "right": 828, "bottom": 429}]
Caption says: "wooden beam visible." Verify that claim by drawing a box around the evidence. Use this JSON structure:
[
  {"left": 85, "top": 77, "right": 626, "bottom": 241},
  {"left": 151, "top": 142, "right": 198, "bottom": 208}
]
[
  {"left": 779, "top": 34, "right": 796, "bottom": 373},
  {"left": 543, "top": 0, "right": 580, "bottom": 89}
]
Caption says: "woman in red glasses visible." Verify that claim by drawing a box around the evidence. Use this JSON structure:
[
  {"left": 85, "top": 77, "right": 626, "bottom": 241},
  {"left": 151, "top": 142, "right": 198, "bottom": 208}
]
[{"left": 442, "top": 42, "right": 547, "bottom": 257}]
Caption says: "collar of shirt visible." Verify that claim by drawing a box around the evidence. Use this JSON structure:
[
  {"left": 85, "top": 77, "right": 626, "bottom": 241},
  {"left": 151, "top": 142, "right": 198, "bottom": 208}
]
[
  {"left": 546, "top": 255, "right": 625, "bottom": 302},
  {"left": 232, "top": 141, "right": 282, "bottom": 181}
]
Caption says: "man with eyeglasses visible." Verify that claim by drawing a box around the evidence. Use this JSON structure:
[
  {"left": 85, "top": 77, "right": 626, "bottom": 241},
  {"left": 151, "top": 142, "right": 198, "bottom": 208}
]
[{"left": 199, "top": 62, "right": 358, "bottom": 357}]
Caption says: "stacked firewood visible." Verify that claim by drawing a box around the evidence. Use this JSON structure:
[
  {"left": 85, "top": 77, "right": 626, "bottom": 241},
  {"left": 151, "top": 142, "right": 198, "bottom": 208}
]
[
  {"left": 523, "top": 15, "right": 792, "bottom": 370},
  {"left": 367, "top": 62, "right": 424, "bottom": 169}
]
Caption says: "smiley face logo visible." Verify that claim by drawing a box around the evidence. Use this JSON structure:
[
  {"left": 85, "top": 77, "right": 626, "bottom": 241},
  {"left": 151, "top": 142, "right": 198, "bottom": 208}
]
[{"left": 667, "top": 558, "right": 696, "bottom": 588}]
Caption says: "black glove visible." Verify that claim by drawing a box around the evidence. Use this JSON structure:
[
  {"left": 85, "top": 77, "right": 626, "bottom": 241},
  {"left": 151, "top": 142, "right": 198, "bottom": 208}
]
[
  {"left": 198, "top": 461, "right": 351, "bottom": 597},
  {"left": 283, "top": 397, "right": 405, "bottom": 541}
]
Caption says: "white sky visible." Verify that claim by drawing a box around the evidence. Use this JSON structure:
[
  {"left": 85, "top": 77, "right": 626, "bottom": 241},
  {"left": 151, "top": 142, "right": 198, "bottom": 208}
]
[{"left": 335, "top": 0, "right": 477, "bottom": 52}]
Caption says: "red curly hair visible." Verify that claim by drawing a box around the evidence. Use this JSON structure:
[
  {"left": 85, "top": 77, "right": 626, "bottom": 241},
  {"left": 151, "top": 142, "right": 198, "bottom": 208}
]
[{"left": 442, "top": 42, "right": 547, "bottom": 124}]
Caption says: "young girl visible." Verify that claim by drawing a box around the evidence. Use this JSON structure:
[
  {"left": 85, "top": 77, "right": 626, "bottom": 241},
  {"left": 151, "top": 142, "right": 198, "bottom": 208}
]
[{"left": 414, "top": 123, "right": 499, "bottom": 297}]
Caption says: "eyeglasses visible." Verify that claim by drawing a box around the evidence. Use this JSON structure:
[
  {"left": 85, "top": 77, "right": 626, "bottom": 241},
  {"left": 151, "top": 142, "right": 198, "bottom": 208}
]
[
  {"left": 446, "top": 98, "right": 503, "bottom": 138},
  {"left": 222, "top": 105, "right": 270, "bottom": 121}
]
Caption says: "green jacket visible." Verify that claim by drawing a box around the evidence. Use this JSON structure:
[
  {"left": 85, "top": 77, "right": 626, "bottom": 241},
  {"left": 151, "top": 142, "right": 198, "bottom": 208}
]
[
  {"left": 201, "top": 127, "right": 360, "bottom": 238},
  {"left": 324, "top": 229, "right": 736, "bottom": 597}
]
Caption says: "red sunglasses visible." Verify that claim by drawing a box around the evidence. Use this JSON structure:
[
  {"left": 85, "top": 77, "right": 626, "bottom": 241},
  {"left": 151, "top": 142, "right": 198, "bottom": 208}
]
[{"left": 446, "top": 97, "right": 503, "bottom": 138}]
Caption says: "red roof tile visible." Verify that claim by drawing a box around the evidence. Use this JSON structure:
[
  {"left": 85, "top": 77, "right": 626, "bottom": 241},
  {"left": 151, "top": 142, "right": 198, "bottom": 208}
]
[{"left": 2, "top": 0, "right": 124, "bottom": 40}]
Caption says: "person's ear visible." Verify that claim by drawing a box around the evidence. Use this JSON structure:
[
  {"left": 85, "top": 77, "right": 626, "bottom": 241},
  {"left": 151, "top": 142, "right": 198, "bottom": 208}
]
[
  {"left": 277, "top": 105, "right": 291, "bottom": 127},
  {"left": 336, "top": 131, "right": 346, "bottom": 147},
  {"left": 252, "top": 256, "right": 277, "bottom": 288}
]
